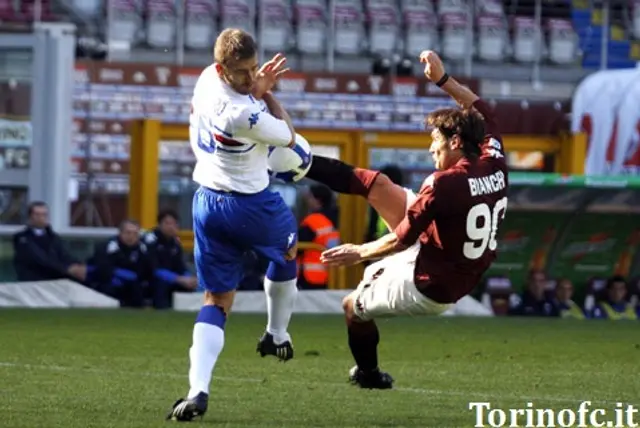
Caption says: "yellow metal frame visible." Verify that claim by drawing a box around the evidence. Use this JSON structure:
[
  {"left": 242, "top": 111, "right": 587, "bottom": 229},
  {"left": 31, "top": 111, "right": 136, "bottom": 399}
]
[
  {"left": 129, "top": 118, "right": 586, "bottom": 289},
  {"left": 353, "top": 131, "right": 587, "bottom": 250},
  {"left": 129, "top": 122, "right": 353, "bottom": 289}
]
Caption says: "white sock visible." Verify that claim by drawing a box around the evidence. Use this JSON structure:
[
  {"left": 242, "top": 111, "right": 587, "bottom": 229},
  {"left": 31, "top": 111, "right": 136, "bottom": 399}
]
[
  {"left": 264, "top": 278, "right": 298, "bottom": 344},
  {"left": 187, "top": 322, "right": 224, "bottom": 398}
]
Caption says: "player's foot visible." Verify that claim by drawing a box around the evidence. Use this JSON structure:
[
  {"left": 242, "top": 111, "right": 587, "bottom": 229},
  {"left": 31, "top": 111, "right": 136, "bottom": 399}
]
[
  {"left": 165, "top": 392, "right": 208, "bottom": 422},
  {"left": 348, "top": 365, "right": 394, "bottom": 390},
  {"left": 256, "top": 332, "right": 294, "bottom": 362}
]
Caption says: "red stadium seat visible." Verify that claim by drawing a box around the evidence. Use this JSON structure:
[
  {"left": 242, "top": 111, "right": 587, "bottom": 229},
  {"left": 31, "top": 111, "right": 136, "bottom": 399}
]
[
  {"left": 144, "top": 0, "right": 177, "bottom": 49},
  {"left": 294, "top": 0, "right": 327, "bottom": 54},
  {"left": 104, "top": 0, "right": 142, "bottom": 49},
  {"left": 401, "top": 0, "right": 439, "bottom": 57},
  {"left": 333, "top": 0, "right": 365, "bottom": 55},
  {"left": 219, "top": 0, "right": 255, "bottom": 39},
  {"left": 18, "top": 0, "right": 57, "bottom": 21},
  {"left": 365, "top": 0, "right": 400, "bottom": 55},
  {"left": 258, "top": 0, "right": 292, "bottom": 53},
  {"left": 184, "top": 0, "right": 218, "bottom": 51},
  {"left": 0, "top": 0, "right": 16, "bottom": 21}
]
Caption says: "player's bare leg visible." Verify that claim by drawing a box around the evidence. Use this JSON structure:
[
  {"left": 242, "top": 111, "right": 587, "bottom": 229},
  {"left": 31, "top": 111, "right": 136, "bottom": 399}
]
[
  {"left": 167, "top": 291, "right": 234, "bottom": 422},
  {"left": 306, "top": 156, "right": 408, "bottom": 230},
  {"left": 341, "top": 293, "right": 393, "bottom": 389}
]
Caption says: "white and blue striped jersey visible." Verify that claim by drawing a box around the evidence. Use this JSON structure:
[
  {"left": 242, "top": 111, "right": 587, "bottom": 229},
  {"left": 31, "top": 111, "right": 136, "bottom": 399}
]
[{"left": 189, "top": 65, "right": 293, "bottom": 194}]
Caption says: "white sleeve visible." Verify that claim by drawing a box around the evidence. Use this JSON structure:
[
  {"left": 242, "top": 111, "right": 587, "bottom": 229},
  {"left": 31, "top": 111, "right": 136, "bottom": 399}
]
[{"left": 232, "top": 105, "right": 293, "bottom": 147}]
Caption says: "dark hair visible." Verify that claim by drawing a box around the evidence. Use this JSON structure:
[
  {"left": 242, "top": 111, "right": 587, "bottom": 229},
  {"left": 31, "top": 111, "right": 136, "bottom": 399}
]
[
  {"left": 380, "top": 165, "right": 404, "bottom": 186},
  {"left": 426, "top": 108, "right": 486, "bottom": 157},
  {"left": 309, "top": 184, "right": 333, "bottom": 208},
  {"left": 158, "top": 208, "right": 179, "bottom": 224},
  {"left": 214, "top": 28, "right": 257, "bottom": 66},
  {"left": 527, "top": 269, "right": 546, "bottom": 282},
  {"left": 27, "top": 201, "right": 48, "bottom": 216},
  {"left": 606, "top": 275, "right": 626, "bottom": 290}
]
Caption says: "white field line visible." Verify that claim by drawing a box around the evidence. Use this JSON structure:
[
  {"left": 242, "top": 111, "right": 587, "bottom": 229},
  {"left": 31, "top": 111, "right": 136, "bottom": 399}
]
[{"left": 0, "top": 361, "right": 632, "bottom": 407}]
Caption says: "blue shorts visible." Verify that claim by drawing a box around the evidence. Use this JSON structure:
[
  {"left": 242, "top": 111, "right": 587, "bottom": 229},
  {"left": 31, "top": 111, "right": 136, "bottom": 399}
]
[{"left": 192, "top": 186, "right": 297, "bottom": 293}]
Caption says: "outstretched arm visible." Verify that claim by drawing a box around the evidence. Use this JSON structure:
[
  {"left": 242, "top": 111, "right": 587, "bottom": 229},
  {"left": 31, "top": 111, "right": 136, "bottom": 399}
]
[
  {"left": 262, "top": 92, "right": 296, "bottom": 148},
  {"left": 233, "top": 105, "right": 294, "bottom": 147},
  {"left": 320, "top": 232, "right": 406, "bottom": 267},
  {"left": 321, "top": 183, "right": 441, "bottom": 267},
  {"left": 420, "top": 50, "right": 479, "bottom": 108},
  {"left": 420, "top": 50, "right": 503, "bottom": 153}
]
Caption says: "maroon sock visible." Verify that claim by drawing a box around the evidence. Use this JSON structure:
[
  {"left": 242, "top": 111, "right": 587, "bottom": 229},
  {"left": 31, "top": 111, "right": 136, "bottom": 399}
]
[
  {"left": 306, "top": 155, "right": 379, "bottom": 197},
  {"left": 346, "top": 319, "right": 380, "bottom": 372}
]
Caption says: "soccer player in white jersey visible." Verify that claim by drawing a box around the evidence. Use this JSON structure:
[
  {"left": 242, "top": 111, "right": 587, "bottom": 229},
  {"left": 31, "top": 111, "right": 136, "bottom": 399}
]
[{"left": 167, "top": 29, "right": 309, "bottom": 422}]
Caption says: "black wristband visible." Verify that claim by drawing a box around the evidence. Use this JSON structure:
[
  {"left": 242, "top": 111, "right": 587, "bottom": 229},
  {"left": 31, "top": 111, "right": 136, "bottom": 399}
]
[{"left": 435, "top": 73, "right": 450, "bottom": 87}]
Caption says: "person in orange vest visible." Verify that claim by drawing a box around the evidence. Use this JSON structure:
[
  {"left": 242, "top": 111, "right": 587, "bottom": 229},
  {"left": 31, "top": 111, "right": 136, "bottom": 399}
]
[{"left": 298, "top": 185, "right": 340, "bottom": 289}]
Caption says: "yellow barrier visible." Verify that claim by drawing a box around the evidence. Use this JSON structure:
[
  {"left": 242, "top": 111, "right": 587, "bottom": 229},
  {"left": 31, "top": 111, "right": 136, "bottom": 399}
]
[{"left": 129, "top": 118, "right": 586, "bottom": 289}]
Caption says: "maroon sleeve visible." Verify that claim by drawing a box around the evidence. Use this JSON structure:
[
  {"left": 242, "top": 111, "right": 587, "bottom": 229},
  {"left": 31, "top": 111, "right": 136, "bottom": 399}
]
[
  {"left": 393, "top": 184, "right": 438, "bottom": 247},
  {"left": 473, "top": 98, "right": 505, "bottom": 160}
]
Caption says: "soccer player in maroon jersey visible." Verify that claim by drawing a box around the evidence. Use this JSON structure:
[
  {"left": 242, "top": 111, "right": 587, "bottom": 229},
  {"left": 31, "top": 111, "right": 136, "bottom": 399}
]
[{"left": 304, "top": 51, "right": 509, "bottom": 389}]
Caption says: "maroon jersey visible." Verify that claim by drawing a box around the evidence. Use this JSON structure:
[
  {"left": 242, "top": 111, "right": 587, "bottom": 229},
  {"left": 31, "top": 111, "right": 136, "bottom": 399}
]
[{"left": 393, "top": 99, "right": 508, "bottom": 304}]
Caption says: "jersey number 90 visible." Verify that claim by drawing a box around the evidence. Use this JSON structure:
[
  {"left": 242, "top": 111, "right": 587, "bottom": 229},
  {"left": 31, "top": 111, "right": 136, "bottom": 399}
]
[{"left": 463, "top": 197, "right": 508, "bottom": 260}]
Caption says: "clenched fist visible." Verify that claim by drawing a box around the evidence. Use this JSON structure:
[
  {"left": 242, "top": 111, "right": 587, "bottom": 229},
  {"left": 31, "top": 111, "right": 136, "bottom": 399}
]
[{"left": 419, "top": 50, "right": 446, "bottom": 83}]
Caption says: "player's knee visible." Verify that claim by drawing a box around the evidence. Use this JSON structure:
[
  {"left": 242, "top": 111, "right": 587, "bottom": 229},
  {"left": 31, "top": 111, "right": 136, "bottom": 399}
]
[
  {"left": 344, "top": 292, "right": 369, "bottom": 324},
  {"left": 371, "top": 173, "right": 392, "bottom": 194},
  {"left": 342, "top": 294, "right": 359, "bottom": 320},
  {"left": 266, "top": 259, "right": 297, "bottom": 282},
  {"left": 203, "top": 290, "right": 235, "bottom": 313},
  {"left": 342, "top": 295, "right": 352, "bottom": 314}
]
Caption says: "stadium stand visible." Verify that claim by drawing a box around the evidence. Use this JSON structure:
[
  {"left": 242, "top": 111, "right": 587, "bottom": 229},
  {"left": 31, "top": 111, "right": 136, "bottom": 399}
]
[{"left": 1, "top": 0, "right": 637, "bottom": 82}]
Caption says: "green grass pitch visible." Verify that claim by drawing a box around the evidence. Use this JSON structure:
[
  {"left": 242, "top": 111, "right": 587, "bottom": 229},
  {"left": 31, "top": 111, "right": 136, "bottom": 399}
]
[{"left": 0, "top": 309, "right": 638, "bottom": 427}]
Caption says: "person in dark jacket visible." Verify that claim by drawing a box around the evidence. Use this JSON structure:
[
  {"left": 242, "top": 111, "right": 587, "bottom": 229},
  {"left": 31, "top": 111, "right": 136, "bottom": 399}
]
[
  {"left": 13, "top": 201, "right": 87, "bottom": 283},
  {"left": 89, "top": 219, "right": 153, "bottom": 308},
  {"left": 143, "top": 209, "right": 197, "bottom": 309},
  {"left": 509, "top": 269, "right": 555, "bottom": 316}
]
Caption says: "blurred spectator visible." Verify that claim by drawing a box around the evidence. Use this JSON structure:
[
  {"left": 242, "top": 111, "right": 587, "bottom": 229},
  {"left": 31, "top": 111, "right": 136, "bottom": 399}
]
[
  {"left": 88, "top": 219, "right": 153, "bottom": 308},
  {"left": 583, "top": 277, "right": 608, "bottom": 315},
  {"left": 365, "top": 165, "right": 404, "bottom": 242},
  {"left": 13, "top": 201, "right": 87, "bottom": 283},
  {"left": 550, "top": 279, "right": 585, "bottom": 319},
  {"left": 143, "top": 209, "right": 197, "bottom": 309},
  {"left": 591, "top": 276, "right": 638, "bottom": 320},
  {"left": 480, "top": 276, "right": 516, "bottom": 316},
  {"left": 509, "top": 269, "right": 554, "bottom": 316},
  {"left": 297, "top": 184, "right": 340, "bottom": 289}
]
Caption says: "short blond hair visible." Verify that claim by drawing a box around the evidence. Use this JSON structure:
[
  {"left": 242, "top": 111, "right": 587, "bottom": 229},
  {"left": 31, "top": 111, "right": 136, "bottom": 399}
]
[{"left": 214, "top": 28, "right": 257, "bottom": 66}]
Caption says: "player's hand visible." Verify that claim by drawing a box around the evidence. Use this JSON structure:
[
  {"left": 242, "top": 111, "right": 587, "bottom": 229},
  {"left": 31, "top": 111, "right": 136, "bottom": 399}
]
[
  {"left": 419, "top": 50, "right": 446, "bottom": 83},
  {"left": 178, "top": 276, "right": 198, "bottom": 290},
  {"left": 67, "top": 263, "right": 87, "bottom": 281},
  {"left": 252, "top": 53, "right": 289, "bottom": 99},
  {"left": 320, "top": 244, "right": 363, "bottom": 267},
  {"left": 285, "top": 244, "right": 297, "bottom": 261}
]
